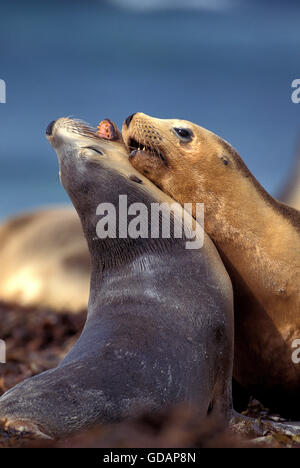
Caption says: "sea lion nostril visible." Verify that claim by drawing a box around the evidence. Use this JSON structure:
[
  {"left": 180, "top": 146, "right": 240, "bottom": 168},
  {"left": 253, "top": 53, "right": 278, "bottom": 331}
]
[
  {"left": 125, "top": 113, "right": 136, "bottom": 128},
  {"left": 46, "top": 120, "right": 56, "bottom": 136}
]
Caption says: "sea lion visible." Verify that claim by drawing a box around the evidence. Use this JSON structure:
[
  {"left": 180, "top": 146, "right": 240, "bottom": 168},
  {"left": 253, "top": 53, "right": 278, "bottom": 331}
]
[
  {"left": 279, "top": 143, "right": 300, "bottom": 210},
  {"left": 122, "top": 112, "right": 300, "bottom": 417},
  {"left": 0, "top": 118, "right": 234, "bottom": 439},
  {"left": 0, "top": 206, "right": 90, "bottom": 313}
]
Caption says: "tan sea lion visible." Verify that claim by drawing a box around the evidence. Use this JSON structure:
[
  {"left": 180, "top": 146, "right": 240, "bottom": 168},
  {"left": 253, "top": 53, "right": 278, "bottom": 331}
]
[
  {"left": 0, "top": 207, "right": 90, "bottom": 313},
  {"left": 122, "top": 112, "right": 300, "bottom": 417},
  {"left": 0, "top": 118, "right": 234, "bottom": 439}
]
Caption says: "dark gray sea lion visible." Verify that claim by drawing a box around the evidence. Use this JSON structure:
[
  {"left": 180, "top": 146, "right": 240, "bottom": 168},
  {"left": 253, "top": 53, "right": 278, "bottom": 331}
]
[
  {"left": 0, "top": 206, "right": 90, "bottom": 313},
  {"left": 0, "top": 118, "right": 233, "bottom": 439}
]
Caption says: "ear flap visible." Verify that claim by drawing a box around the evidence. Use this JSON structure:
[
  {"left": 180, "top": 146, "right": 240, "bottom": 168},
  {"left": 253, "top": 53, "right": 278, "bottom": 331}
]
[
  {"left": 220, "top": 155, "right": 229, "bottom": 166},
  {"left": 97, "top": 119, "right": 122, "bottom": 141}
]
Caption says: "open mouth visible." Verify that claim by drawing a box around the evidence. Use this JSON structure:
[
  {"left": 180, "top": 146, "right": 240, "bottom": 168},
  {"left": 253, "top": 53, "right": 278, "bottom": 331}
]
[
  {"left": 62, "top": 120, "right": 118, "bottom": 142},
  {"left": 128, "top": 138, "right": 167, "bottom": 164}
]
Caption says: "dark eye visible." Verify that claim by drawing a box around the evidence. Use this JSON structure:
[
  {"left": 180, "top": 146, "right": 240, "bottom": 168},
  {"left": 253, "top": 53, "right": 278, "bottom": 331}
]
[
  {"left": 129, "top": 175, "right": 142, "bottom": 184},
  {"left": 173, "top": 127, "right": 193, "bottom": 141},
  {"left": 85, "top": 146, "right": 103, "bottom": 155},
  {"left": 221, "top": 156, "right": 229, "bottom": 166}
]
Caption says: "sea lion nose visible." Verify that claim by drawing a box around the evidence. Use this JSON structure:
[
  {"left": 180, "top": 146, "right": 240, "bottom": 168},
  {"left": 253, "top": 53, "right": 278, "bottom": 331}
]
[
  {"left": 46, "top": 120, "right": 56, "bottom": 136},
  {"left": 125, "top": 113, "right": 136, "bottom": 128}
]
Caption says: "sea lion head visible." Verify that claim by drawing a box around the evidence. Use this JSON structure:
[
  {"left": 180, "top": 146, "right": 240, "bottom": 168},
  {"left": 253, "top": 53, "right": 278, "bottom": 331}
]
[
  {"left": 46, "top": 117, "right": 126, "bottom": 203},
  {"left": 46, "top": 117, "right": 197, "bottom": 257},
  {"left": 46, "top": 118, "right": 155, "bottom": 220},
  {"left": 122, "top": 113, "right": 254, "bottom": 220}
]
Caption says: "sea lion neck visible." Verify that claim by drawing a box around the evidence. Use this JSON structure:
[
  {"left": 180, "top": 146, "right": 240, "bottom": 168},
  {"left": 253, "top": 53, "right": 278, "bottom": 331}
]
[
  {"left": 87, "top": 245, "right": 186, "bottom": 312},
  {"left": 88, "top": 235, "right": 177, "bottom": 272},
  {"left": 64, "top": 164, "right": 184, "bottom": 272}
]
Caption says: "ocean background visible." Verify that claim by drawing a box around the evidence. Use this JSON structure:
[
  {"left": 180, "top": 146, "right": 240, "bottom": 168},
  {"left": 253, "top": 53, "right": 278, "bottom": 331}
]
[{"left": 0, "top": 0, "right": 299, "bottom": 219}]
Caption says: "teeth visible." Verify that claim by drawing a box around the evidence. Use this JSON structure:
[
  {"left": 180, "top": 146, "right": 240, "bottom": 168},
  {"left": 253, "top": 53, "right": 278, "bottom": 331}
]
[{"left": 129, "top": 140, "right": 153, "bottom": 153}]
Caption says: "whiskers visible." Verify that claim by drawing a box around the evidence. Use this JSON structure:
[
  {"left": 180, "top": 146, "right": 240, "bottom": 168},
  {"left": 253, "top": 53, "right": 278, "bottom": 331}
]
[{"left": 68, "top": 119, "right": 98, "bottom": 138}]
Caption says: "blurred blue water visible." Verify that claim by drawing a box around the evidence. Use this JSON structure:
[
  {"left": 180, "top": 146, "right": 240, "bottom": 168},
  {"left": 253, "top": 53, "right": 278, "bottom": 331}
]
[{"left": 0, "top": 0, "right": 299, "bottom": 219}]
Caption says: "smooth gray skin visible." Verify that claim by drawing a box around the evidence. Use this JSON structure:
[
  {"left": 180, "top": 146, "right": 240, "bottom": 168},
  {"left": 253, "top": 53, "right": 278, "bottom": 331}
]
[{"left": 0, "top": 119, "right": 234, "bottom": 439}]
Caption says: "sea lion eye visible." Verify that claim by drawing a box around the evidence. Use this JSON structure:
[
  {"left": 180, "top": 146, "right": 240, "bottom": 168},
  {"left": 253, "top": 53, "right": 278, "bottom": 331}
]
[
  {"left": 129, "top": 175, "right": 142, "bottom": 184},
  {"left": 85, "top": 146, "right": 103, "bottom": 155},
  {"left": 173, "top": 127, "right": 193, "bottom": 141},
  {"left": 221, "top": 156, "right": 229, "bottom": 166}
]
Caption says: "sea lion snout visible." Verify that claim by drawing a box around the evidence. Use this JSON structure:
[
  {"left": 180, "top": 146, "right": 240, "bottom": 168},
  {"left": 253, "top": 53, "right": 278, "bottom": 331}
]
[
  {"left": 45, "top": 120, "right": 56, "bottom": 136},
  {"left": 122, "top": 113, "right": 172, "bottom": 186},
  {"left": 124, "top": 113, "right": 136, "bottom": 128},
  {"left": 46, "top": 118, "right": 121, "bottom": 173},
  {"left": 46, "top": 117, "right": 96, "bottom": 145}
]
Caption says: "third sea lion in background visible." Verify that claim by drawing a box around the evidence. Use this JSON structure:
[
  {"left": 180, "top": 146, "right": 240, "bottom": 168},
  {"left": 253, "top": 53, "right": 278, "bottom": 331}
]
[
  {"left": 0, "top": 207, "right": 90, "bottom": 314},
  {"left": 122, "top": 112, "right": 300, "bottom": 417}
]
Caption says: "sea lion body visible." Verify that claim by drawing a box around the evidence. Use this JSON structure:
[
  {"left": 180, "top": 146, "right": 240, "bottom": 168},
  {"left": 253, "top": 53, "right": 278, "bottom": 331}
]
[
  {"left": 0, "top": 207, "right": 90, "bottom": 313},
  {"left": 122, "top": 113, "right": 300, "bottom": 417},
  {"left": 0, "top": 118, "right": 234, "bottom": 438}
]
